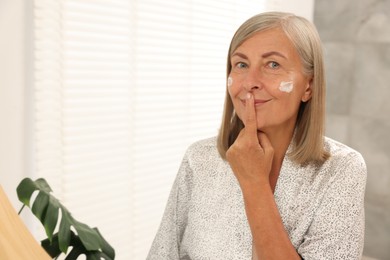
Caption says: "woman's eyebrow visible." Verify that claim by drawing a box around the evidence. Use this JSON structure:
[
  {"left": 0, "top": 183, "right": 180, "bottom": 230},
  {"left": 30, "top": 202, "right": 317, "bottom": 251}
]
[
  {"left": 231, "top": 52, "right": 248, "bottom": 60},
  {"left": 232, "top": 51, "right": 287, "bottom": 60},
  {"left": 262, "top": 51, "right": 287, "bottom": 59}
]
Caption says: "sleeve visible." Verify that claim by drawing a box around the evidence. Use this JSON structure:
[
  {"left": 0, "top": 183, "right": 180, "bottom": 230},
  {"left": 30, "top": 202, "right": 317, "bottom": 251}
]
[
  {"left": 298, "top": 151, "right": 367, "bottom": 260},
  {"left": 147, "top": 150, "right": 193, "bottom": 260}
]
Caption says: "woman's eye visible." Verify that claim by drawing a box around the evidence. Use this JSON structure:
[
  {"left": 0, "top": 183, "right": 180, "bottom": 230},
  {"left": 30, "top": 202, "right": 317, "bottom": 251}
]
[
  {"left": 235, "top": 62, "right": 248, "bottom": 69},
  {"left": 267, "top": 61, "right": 280, "bottom": 69}
]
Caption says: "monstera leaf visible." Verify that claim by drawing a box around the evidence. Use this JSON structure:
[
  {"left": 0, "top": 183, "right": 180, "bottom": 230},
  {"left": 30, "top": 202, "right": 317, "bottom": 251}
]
[{"left": 17, "top": 178, "right": 115, "bottom": 259}]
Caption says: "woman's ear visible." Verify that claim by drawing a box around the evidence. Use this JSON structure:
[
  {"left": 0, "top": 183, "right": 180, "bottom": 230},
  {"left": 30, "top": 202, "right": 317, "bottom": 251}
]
[{"left": 301, "top": 78, "right": 313, "bottom": 102}]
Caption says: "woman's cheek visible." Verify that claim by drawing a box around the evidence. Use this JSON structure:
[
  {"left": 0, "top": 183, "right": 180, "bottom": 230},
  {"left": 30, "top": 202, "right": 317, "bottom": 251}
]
[
  {"left": 227, "top": 76, "right": 233, "bottom": 88},
  {"left": 278, "top": 80, "right": 294, "bottom": 93},
  {"left": 227, "top": 75, "right": 239, "bottom": 97}
]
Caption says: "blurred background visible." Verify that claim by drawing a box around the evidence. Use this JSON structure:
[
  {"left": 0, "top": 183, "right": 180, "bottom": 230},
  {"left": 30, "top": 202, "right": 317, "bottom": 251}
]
[
  {"left": 315, "top": 0, "right": 390, "bottom": 259},
  {"left": 0, "top": 0, "right": 388, "bottom": 259}
]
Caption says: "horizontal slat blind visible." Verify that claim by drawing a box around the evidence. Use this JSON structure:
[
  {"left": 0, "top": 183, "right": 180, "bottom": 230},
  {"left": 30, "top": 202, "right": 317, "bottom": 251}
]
[
  {"left": 132, "top": 0, "right": 192, "bottom": 256},
  {"left": 33, "top": 0, "right": 265, "bottom": 258},
  {"left": 34, "top": 0, "right": 134, "bottom": 258}
]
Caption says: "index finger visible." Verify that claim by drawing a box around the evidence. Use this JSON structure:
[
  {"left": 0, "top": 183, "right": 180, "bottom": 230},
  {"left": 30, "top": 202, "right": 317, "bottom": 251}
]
[{"left": 244, "top": 93, "right": 258, "bottom": 137}]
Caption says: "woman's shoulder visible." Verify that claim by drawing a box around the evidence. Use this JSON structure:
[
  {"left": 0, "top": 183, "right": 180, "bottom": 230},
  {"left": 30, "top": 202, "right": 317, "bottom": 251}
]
[
  {"left": 323, "top": 136, "right": 366, "bottom": 171},
  {"left": 186, "top": 136, "right": 218, "bottom": 154},
  {"left": 184, "top": 136, "right": 223, "bottom": 164},
  {"left": 188, "top": 136, "right": 218, "bottom": 148},
  {"left": 324, "top": 137, "right": 362, "bottom": 158}
]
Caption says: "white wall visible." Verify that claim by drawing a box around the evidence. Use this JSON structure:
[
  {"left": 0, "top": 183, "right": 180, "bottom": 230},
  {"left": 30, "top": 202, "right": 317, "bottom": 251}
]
[
  {"left": 0, "top": 0, "right": 27, "bottom": 208},
  {"left": 266, "top": 0, "right": 314, "bottom": 21}
]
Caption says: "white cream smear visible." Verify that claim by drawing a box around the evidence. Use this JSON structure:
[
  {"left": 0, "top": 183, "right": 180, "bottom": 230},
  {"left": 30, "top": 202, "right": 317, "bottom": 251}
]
[
  {"left": 227, "top": 76, "right": 233, "bottom": 88},
  {"left": 279, "top": 81, "right": 294, "bottom": 93}
]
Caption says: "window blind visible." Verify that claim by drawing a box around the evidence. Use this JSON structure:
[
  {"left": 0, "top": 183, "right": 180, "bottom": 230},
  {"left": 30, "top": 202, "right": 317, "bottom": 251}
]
[{"left": 32, "top": 0, "right": 265, "bottom": 258}]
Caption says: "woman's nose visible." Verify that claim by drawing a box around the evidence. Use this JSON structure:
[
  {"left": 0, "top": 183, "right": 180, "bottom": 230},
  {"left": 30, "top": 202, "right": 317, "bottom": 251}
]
[{"left": 242, "top": 68, "right": 263, "bottom": 91}]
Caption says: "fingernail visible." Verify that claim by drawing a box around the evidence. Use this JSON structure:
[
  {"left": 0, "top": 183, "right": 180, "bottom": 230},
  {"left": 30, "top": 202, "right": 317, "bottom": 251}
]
[{"left": 246, "top": 93, "right": 251, "bottom": 100}]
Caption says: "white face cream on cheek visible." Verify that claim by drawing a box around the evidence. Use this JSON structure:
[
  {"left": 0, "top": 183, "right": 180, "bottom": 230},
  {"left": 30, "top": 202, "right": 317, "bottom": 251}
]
[
  {"left": 279, "top": 81, "right": 294, "bottom": 93},
  {"left": 227, "top": 76, "right": 233, "bottom": 88}
]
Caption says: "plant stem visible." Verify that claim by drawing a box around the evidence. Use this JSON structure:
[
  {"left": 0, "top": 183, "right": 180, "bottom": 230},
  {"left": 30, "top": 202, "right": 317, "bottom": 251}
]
[{"left": 18, "top": 204, "right": 25, "bottom": 215}]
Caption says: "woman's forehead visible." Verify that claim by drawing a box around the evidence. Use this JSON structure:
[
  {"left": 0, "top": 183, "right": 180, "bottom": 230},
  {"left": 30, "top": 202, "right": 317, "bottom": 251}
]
[{"left": 233, "top": 28, "right": 298, "bottom": 60}]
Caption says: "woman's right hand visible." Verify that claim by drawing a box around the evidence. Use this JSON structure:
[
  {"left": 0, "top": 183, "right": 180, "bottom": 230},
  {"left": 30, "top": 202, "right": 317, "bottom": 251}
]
[{"left": 226, "top": 93, "right": 274, "bottom": 190}]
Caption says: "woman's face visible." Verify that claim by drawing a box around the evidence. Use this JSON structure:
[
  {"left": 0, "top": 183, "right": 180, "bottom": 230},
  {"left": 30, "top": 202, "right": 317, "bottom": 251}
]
[{"left": 228, "top": 27, "right": 312, "bottom": 133}]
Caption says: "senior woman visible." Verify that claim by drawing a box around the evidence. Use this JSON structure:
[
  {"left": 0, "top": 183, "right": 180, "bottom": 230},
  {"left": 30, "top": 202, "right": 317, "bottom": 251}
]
[{"left": 148, "top": 12, "right": 366, "bottom": 260}]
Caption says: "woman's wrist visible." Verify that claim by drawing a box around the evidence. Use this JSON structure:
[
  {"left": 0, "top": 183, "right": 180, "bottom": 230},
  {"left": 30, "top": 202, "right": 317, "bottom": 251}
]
[{"left": 239, "top": 177, "right": 271, "bottom": 198}]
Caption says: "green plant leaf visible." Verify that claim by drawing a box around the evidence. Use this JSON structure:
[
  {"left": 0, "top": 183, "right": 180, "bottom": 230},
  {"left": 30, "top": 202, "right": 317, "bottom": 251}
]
[
  {"left": 65, "top": 232, "right": 85, "bottom": 259},
  {"left": 58, "top": 208, "right": 72, "bottom": 253},
  {"left": 31, "top": 191, "right": 49, "bottom": 221},
  {"left": 17, "top": 178, "right": 38, "bottom": 207},
  {"left": 64, "top": 245, "right": 84, "bottom": 260},
  {"left": 41, "top": 233, "right": 62, "bottom": 258},
  {"left": 34, "top": 178, "right": 53, "bottom": 193},
  {"left": 17, "top": 178, "right": 52, "bottom": 207},
  {"left": 44, "top": 196, "right": 60, "bottom": 241},
  {"left": 86, "top": 252, "right": 108, "bottom": 260},
  {"left": 95, "top": 228, "right": 115, "bottom": 259},
  {"left": 17, "top": 178, "right": 115, "bottom": 259},
  {"left": 73, "top": 220, "right": 100, "bottom": 251}
]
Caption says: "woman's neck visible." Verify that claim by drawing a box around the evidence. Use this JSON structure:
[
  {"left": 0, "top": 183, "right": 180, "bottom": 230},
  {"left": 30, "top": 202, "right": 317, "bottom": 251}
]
[{"left": 262, "top": 126, "right": 295, "bottom": 192}]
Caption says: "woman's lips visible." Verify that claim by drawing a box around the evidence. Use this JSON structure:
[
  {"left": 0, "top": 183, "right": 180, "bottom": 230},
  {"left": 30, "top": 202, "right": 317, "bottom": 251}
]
[
  {"left": 240, "top": 99, "right": 271, "bottom": 106},
  {"left": 255, "top": 99, "right": 270, "bottom": 105}
]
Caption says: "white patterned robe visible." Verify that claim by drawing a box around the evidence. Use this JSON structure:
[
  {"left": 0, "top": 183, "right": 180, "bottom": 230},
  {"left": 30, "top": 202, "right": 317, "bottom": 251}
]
[{"left": 147, "top": 136, "right": 367, "bottom": 260}]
